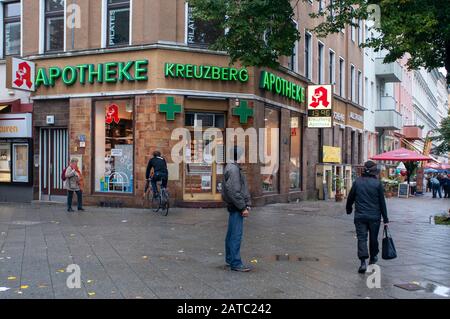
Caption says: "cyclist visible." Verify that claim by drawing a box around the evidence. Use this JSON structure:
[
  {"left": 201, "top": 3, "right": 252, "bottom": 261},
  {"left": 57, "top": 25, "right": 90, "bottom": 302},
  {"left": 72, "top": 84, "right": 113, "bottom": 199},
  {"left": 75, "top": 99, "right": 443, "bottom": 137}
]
[{"left": 145, "top": 151, "right": 169, "bottom": 198}]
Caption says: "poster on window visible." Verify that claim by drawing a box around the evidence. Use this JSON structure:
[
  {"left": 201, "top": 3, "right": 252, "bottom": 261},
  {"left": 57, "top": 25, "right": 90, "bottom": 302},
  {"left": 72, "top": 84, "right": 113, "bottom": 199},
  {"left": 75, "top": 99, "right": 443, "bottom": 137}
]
[
  {"left": 201, "top": 175, "right": 212, "bottom": 190},
  {"left": 13, "top": 144, "right": 28, "bottom": 183}
]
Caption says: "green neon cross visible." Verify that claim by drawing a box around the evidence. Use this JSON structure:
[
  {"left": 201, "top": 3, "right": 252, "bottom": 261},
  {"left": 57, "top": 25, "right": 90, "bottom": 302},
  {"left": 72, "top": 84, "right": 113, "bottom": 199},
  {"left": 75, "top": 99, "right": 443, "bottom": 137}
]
[
  {"left": 159, "top": 96, "right": 182, "bottom": 121},
  {"left": 233, "top": 100, "right": 253, "bottom": 124}
]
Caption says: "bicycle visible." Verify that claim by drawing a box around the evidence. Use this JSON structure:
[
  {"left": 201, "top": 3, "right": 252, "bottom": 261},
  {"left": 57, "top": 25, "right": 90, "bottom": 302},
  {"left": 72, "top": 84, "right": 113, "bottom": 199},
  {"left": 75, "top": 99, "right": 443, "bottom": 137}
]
[{"left": 145, "top": 178, "right": 169, "bottom": 216}]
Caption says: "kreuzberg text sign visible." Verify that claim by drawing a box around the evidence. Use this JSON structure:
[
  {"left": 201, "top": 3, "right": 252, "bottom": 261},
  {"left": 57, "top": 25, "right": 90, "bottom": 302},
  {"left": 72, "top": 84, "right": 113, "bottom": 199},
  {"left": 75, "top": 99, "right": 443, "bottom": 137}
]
[
  {"left": 35, "top": 60, "right": 149, "bottom": 87},
  {"left": 165, "top": 63, "right": 249, "bottom": 82}
]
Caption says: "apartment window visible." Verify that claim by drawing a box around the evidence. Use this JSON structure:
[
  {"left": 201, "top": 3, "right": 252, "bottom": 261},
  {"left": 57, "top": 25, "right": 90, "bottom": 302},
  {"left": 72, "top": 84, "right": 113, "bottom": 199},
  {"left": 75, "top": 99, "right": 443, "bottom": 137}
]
[
  {"left": 329, "top": 50, "right": 335, "bottom": 90},
  {"left": 364, "top": 77, "right": 369, "bottom": 108},
  {"left": 358, "top": 19, "right": 363, "bottom": 45},
  {"left": 339, "top": 58, "right": 345, "bottom": 97},
  {"left": 351, "top": 18, "right": 356, "bottom": 42},
  {"left": 304, "top": 33, "right": 312, "bottom": 80},
  {"left": 186, "top": 4, "right": 222, "bottom": 47},
  {"left": 350, "top": 65, "right": 355, "bottom": 102},
  {"left": 3, "top": 1, "right": 21, "bottom": 56},
  {"left": 45, "top": 0, "right": 65, "bottom": 52},
  {"left": 319, "top": 0, "right": 324, "bottom": 12},
  {"left": 107, "top": 0, "right": 130, "bottom": 47},
  {"left": 358, "top": 70, "right": 363, "bottom": 105},
  {"left": 288, "top": 20, "right": 299, "bottom": 72},
  {"left": 318, "top": 42, "right": 324, "bottom": 84}
]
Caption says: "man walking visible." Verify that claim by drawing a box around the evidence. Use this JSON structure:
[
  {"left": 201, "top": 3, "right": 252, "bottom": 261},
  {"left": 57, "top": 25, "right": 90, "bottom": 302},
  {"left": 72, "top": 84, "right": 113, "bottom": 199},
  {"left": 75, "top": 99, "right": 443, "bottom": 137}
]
[
  {"left": 346, "top": 161, "right": 389, "bottom": 273},
  {"left": 222, "top": 146, "right": 252, "bottom": 272},
  {"left": 431, "top": 174, "right": 442, "bottom": 198}
]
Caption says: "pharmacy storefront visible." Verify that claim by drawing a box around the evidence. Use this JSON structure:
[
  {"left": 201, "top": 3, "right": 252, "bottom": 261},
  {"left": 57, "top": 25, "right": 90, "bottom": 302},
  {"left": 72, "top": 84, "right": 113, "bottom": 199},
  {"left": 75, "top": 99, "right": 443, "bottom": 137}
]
[
  {"left": 0, "top": 113, "right": 33, "bottom": 202},
  {"left": 12, "top": 47, "right": 315, "bottom": 207}
]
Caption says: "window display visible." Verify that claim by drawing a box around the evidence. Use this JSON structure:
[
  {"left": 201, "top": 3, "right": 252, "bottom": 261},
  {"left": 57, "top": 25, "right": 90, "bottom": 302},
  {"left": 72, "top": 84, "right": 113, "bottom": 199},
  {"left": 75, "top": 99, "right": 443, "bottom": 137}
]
[
  {"left": 13, "top": 144, "right": 28, "bottom": 182},
  {"left": 0, "top": 143, "right": 11, "bottom": 183},
  {"left": 261, "top": 108, "right": 280, "bottom": 193},
  {"left": 95, "top": 100, "right": 134, "bottom": 193},
  {"left": 290, "top": 114, "right": 302, "bottom": 189}
]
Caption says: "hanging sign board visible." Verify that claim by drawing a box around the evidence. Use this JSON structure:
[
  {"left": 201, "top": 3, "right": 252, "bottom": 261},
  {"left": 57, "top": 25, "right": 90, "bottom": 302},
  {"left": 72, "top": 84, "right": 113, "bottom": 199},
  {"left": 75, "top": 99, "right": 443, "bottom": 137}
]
[{"left": 307, "top": 85, "right": 333, "bottom": 128}]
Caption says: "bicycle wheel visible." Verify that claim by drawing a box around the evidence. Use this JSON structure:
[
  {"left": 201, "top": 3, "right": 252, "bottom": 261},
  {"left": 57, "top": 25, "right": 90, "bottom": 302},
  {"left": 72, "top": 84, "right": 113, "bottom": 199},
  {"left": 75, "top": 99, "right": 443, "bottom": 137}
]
[
  {"left": 151, "top": 193, "right": 161, "bottom": 212},
  {"left": 160, "top": 190, "right": 169, "bottom": 216}
]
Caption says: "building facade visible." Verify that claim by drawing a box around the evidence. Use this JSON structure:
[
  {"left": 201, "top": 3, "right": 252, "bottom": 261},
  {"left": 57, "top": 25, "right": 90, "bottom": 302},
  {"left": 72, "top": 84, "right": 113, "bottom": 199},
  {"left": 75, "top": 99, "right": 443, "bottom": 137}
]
[{"left": 1, "top": 0, "right": 366, "bottom": 206}]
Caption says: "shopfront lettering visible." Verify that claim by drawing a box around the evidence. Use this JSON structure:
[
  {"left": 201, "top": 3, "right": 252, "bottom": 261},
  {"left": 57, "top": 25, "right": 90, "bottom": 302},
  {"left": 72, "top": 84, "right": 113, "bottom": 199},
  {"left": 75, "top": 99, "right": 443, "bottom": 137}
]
[
  {"left": 259, "top": 71, "right": 305, "bottom": 103},
  {"left": 0, "top": 126, "right": 19, "bottom": 133},
  {"left": 165, "top": 63, "right": 249, "bottom": 83},
  {"left": 35, "top": 60, "right": 149, "bottom": 87}
]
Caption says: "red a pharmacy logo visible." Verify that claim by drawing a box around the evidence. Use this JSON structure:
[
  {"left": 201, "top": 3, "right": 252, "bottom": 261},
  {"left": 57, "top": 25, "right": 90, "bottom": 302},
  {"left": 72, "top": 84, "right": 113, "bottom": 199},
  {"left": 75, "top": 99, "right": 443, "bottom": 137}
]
[
  {"left": 105, "top": 104, "right": 120, "bottom": 124},
  {"left": 309, "top": 86, "right": 330, "bottom": 108}
]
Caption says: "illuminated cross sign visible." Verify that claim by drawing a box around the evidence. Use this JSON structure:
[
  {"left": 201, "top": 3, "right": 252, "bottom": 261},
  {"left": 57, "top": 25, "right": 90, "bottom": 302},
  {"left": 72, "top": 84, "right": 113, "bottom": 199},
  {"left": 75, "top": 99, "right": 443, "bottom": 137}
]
[
  {"left": 159, "top": 96, "right": 182, "bottom": 121},
  {"left": 232, "top": 100, "right": 253, "bottom": 124}
]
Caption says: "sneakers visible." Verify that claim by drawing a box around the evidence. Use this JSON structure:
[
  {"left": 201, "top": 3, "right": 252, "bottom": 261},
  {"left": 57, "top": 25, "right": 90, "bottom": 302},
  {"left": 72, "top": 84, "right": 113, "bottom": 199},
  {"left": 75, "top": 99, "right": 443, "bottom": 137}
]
[
  {"left": 231, "top": 265, "right": 252, "bottom": 272},
  {"left": 358, "top": 260, "right": 367, "bottom": 274},
  {"left": 67, "top": 208, "right": 75, "bottom": 212}
]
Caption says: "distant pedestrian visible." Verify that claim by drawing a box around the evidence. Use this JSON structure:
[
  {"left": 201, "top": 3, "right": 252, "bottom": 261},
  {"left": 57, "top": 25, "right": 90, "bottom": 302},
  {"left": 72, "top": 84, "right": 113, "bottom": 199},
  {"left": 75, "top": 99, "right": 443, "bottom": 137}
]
[
  {"left": 221, "top": 146, "right": 252, "bottom": 272},
  {"left": 65, "top": 158, "right": 85, "bottom": 212},
  {"left": 443, "top": 174, "right": 450, "bottom": 198},
  {"left": 431, "top": 175, "right": 442, "bottom": 199},
  {"left": 346, "top": 160, "right": 389, "bottom": 274}
]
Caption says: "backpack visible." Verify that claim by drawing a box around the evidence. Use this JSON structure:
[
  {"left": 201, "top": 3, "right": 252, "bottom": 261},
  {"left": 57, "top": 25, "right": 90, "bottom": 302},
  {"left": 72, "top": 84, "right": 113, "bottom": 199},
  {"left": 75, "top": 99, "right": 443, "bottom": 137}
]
[{"left": 61, "top": 166, "right": 68, "bottom": 182}]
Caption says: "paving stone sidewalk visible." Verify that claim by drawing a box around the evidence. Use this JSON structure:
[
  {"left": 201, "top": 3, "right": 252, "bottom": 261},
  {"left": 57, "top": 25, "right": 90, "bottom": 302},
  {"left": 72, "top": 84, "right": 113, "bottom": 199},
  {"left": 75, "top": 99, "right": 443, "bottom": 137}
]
[{"left": 0, "top": 194, "right": 449, "bottom": 299}]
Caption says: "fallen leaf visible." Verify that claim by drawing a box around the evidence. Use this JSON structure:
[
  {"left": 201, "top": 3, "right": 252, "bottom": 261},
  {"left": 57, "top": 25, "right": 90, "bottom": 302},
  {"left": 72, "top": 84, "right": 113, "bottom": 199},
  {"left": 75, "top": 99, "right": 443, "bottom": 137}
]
[
  {"left": 17, "top": 291, "right": 22, "bottom": 294},
  {"left": 87, "top": 280, "right": 94, "bottom": 284},
  {"left": 7, "top": 277, "right": 16, "bottom": 280},
  {"left": 178, "top": 250, "right": 184, "bottom": 253},
  {"left": 121, "top": 220, "right": 128, "bottom": 223},
  {"left": 57, "top": 269, "right": 65, "bottom": 273},
  {"left": 38, "top": 285, "right": 48, "bottom": 289},
  {"left": 20, "top": 285, "right": 29, "bottom": 289},
  {"left": 218, "top": 253, "right": 223, "bottom": 256},
  {"left": 142, "top": 256, "right": 148, "bottom": 260},
  {"left": 88, "top": 292, "right": 96, "bottom": 296},
  {"left": 0, "top": 287, "right": 10, "bottom": 292},
  {"left": 70, "top": 234, "right": 75, "bottom": 237},
  {"left": 250, "top": 259, "right": 258, "bottom": 264}
]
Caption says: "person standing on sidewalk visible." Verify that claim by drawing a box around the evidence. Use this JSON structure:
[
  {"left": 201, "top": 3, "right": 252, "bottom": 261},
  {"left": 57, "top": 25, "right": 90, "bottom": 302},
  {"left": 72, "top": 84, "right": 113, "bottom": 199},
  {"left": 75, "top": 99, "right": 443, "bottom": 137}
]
[
  {"left": 346, "top": 160, "right": 389, "bottom": 273},
  {"left": 221, "top": 146, "right": 252, "bottom": 272},
  {"left": 65, "top": 158, "right": 85, "bottom": 212},
  {"left": 431, "top": 174, "right": 442, "bottom": 198}
]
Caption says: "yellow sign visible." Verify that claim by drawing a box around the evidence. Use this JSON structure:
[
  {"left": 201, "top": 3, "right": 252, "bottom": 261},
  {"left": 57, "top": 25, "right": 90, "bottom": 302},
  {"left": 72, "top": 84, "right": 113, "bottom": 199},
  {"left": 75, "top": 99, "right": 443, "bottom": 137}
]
[
  {"left": 323, "top": 146, "right": 342, "bottom": 163},
  {"left": 0, "top": 126, "right": 19, "bottom": 133}
]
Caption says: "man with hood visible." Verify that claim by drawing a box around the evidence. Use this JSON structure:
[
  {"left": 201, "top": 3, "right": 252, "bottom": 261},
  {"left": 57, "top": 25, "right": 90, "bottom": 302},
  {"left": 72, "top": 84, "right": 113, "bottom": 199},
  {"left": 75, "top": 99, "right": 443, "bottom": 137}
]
[
  {"left": 221, "top": 146, "right": 252, "bottom": 272},
  {"left": 346, "top": 160, "right": 389, "bottom": 273}
]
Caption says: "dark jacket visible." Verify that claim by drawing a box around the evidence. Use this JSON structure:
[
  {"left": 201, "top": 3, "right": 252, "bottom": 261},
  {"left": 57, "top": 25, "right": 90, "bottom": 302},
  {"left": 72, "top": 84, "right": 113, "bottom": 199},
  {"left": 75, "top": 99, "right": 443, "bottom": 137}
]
[
  {"left": 222, "top": 163, "right": 251, "bottom": 213},
  {"left": 346, "top": 174, "right": 389, "bottom": 223},
  {"left": 145, "top": 156, "right": 168, "bottom": 179}
]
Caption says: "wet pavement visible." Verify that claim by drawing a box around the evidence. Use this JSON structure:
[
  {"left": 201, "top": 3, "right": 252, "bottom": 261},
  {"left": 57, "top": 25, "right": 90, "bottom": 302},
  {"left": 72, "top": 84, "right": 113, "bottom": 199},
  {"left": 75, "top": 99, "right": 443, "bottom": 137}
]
[{"left": 0, "top": 194, "right": 449, "bottom": 299}]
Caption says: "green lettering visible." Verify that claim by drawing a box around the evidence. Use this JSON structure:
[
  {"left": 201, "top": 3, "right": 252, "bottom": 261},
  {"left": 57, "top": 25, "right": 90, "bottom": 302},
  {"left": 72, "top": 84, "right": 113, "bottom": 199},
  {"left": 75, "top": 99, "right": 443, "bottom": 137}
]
[
  {"left": 260, "top": 71, "right": 269, "bottom": 89},
  {"left": 275, "top": 77, "right": 282, "bottom": 94},
  {"left": 76, "top": 64, "right": 88, "bottom": 84},
  {"left": 204, "top": 66, "right": 211, "bottom": 79},
  {"left": 211, "top": 66, "right": 220, "bottom": 80},
  {"left": 194, "top": 65, "right": 203, "bottom": 79},
  {"left": 165, "top": 63, "right": 175, "bottom": 78},
  {"left": 48, "top": 67, "right": 62, "bottom": 86},
  {"left": 221, "top": 67, "right": 229, "bottom": 81},
  {"left": 35, "top": 68, "right": 49, "bottom": 87},
  {"left": 88, "top": 64, "right": 104, "bottom": 83},
  {"left": 175, "top": 63, "right": 185, "bottom": 78},
  {"left": 185, "top": 64, "right": 194, "bottom": 78},
  {"left": 62, "top": 66, "right": 77, "bottom": 86},
  {"left": 118, "top": 61, "right": 134, "bottom": 81},
  {"left": 135, "top": 60, "right": 149, "bottom": 81},
  {"left": 238, "top": 69, "right": 249, "bottom": 82},
  {"left": 104, "top": 62, "right": 118, "bottom": 83},
  {"left": 269, "top": 74, "right": 276, "bottom": 91},
  {"left": 229, "top": 68, "right": 238, "bottom": 81}
]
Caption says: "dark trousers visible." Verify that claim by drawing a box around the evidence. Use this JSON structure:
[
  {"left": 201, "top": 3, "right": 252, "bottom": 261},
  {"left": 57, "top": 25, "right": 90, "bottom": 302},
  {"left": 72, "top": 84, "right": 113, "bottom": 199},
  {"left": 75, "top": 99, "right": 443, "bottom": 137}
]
[
  {"left": 225, "top": 210, "right": 244, "bottom": 268},
  {"left": 67, "top": 190, "right": 83, "bottom": 210},
  {"left": 432, "top": 184, "right": 442, "bottom": 198},
  {"left": 354, "top": 219, "right": 381, "bottom": 260},
  {"left": 151, "top": 173, "right": 168, "bottom": 195},
  {"left": 444, "top": 186, "right": 450, "bottom": 198}
]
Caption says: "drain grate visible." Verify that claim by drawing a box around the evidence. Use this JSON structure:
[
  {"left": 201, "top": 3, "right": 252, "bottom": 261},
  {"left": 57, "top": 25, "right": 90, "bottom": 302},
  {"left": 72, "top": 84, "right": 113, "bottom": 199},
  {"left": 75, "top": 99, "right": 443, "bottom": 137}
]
[
  {"left": 271, "top": 254, "right": 319, "bottom": 262},
  {"left": 394, "top": 283, "right": 424, "bottom": 291}
]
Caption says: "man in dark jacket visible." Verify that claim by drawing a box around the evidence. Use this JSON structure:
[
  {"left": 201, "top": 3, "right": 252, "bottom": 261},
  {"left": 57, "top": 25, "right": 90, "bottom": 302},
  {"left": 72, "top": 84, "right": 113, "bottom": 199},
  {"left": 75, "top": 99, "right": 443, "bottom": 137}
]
[
  {"left": 222, "top": 146, "right": 252, "bottom": 272},
  {"left": 346, "top": 160, "right": 389, "bottom": 273},
  {"left": 145, "top": 151, "right": 169, "bottom": 196}
]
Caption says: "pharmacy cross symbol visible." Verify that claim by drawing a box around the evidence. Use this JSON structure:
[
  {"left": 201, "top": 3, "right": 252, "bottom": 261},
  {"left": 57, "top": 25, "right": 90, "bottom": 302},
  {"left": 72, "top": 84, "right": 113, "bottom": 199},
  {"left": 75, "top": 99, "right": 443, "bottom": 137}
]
[
  {"left": 159, "top": 96, "right": 182, "bottom": 121},
  {"left": 233, "top": 100, "right": 253, "bottom": 124}
]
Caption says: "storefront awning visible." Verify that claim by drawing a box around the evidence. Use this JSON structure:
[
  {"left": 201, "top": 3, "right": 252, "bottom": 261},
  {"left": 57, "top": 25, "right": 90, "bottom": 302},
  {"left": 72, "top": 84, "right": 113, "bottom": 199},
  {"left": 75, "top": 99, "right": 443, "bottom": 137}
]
[{"left": 371, "top": 148, "right": 432, "bottom": 162}]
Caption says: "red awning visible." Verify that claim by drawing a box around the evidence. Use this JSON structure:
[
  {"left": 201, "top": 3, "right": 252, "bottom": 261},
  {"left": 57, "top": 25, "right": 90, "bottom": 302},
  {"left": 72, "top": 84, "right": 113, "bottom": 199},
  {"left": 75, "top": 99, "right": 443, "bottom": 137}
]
[{"left": 371, "top": 148, "right": 431, "bottom": 162}]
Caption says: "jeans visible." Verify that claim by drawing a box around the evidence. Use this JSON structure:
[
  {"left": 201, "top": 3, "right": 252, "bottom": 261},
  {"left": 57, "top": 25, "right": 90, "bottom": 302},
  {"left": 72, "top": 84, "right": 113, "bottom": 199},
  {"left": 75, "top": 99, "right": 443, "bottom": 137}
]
[
  {"left": 151, "top": 173, "right": 168, "bottom": 195},
  {"left": 67, "top": 190, "right": 83, "bottom": 210},
  {"left": 432, "top": 184, "right": 442, "bottom": 198},
  {"left": 444, "top": 185, "right": 450, "bottom": 198},
  {"left": 354, "top": 219, "right": 381, "bottom": 260},
  {"left": 225, "top": 210, "right": 244, "bottom": 268}
]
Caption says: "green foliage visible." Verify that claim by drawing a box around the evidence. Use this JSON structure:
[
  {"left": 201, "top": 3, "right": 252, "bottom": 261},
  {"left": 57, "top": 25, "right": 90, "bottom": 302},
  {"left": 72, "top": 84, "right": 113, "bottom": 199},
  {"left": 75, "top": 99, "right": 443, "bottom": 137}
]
[
  {"left": 186, "top": 0, "right": 300, "bottom": 68},
  {"left": 433, "top": 114, "right": 450, "bottom": 155},
  {"left": 308, "top": 0, "right": 450, "bottom": 84}
]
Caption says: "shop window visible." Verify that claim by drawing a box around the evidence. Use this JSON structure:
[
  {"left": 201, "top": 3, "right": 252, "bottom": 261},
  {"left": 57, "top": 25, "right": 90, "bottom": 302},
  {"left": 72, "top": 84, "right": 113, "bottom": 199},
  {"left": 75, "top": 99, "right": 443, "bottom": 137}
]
[
  {"left": 290, "top": 114, "right": 302, "bottom": 190},
  {"left": 186, "top": 4, "right": 222, "bottom": 47},
  {"left": 3, "top": 1, "right": 21, "bottom": 56},
  {"left": 94, "top": 100, "right": 134, "bottom": 194},
  {"left": 262, "top": 108, "right": 280, "bottom": 193},
  {"left": 45, "top": 0, "right": 65, "bottom": 52},
  {"left": 185, "top": 112, "right": 225, "bottom": 128},
  {"left": 287, "top": 20, "right": 299, "bottom": 72},
  {"left": 108, "top": 0, "right": 130, "bottom": 47},
  {"left": 0, "top": 142, "right": 29, "bottom": 183}
]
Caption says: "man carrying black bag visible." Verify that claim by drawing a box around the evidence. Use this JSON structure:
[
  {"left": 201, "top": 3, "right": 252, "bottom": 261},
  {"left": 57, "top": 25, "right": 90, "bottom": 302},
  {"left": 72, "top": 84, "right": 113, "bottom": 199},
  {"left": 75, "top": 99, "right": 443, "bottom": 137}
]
[{"left": 346, "top": 161, "right": 390, "bottom": 273}]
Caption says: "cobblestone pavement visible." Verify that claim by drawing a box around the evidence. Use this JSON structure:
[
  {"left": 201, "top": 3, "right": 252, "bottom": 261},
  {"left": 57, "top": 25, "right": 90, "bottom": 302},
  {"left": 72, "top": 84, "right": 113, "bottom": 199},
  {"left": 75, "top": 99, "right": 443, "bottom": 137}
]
[{"left": 0, "top": 194, "right": 449, "bottom": 299}]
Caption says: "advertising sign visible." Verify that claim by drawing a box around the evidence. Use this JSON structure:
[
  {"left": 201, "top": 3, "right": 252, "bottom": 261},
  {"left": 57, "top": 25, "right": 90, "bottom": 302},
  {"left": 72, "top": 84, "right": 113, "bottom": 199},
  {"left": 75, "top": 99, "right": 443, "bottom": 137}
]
[
  {"left": 323, "top": 146, "right": 342, "bottom": 163},
  {"left": 7, "top": 57, "right": 36, "bottom": 92},
  {"left": 0, "top": 114, "right": 32, "bottom": 138},
  {"left": 307, "top": 85, "right": 333, "bottom": 128}
]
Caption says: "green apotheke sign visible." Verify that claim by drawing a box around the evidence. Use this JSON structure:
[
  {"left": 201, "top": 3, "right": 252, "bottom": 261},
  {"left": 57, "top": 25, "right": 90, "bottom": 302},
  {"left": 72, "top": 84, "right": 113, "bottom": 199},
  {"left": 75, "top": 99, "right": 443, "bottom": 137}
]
[{"left": 33, "top": 60, "right": 306, "bottom": 105}]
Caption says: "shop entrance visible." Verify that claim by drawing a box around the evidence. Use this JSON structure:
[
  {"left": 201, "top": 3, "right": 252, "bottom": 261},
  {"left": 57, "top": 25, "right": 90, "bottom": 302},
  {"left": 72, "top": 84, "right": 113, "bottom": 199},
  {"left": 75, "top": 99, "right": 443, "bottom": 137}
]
[
  {"left": 40, "top": 128, "right": 69, "bottom": 200},
  {"left": 183, "top": 112, "right": 225, "bottom": 201}
]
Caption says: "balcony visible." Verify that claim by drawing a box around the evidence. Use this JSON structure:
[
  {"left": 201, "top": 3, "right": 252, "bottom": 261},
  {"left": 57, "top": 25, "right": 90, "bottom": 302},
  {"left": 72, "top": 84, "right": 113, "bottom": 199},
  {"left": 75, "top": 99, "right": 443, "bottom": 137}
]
[
  {"left": 375, "top": 110, "right": 403, "bottom": 130},
  {"left": 403, "top": 126, "right": 423, "bottom": 140},
  {"left": 375, "top": 58, "right": 402, "bottom": 82}
]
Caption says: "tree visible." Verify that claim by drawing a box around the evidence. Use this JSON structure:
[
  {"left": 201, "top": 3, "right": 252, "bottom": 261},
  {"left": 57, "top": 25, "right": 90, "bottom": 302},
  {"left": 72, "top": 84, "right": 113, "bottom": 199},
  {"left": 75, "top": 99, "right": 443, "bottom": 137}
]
[
  {"left": 433, "top": 114, "right": 450, "bottom": 155},
  {"left": 186, "top": 0, "right": 299, "bottom": 68},
  {"left": 309, "top": 0, "right": 450, "bottom": 84},
  {"left": 188, "top": 0, "right": 450, "bottom": 84}
]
